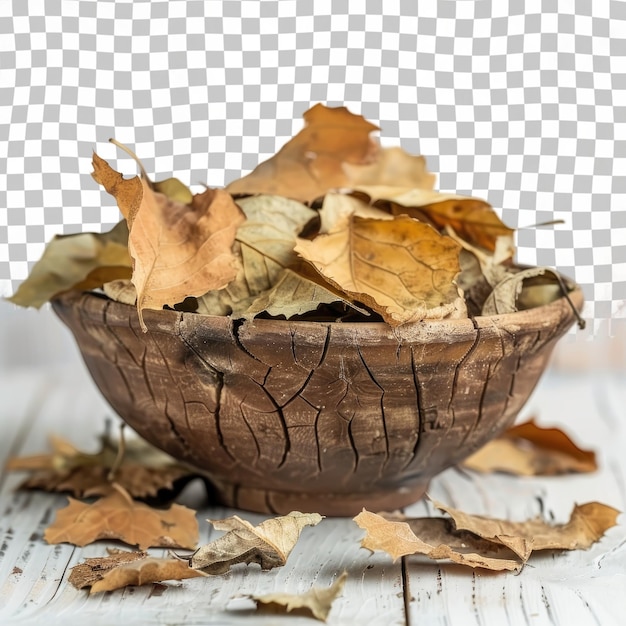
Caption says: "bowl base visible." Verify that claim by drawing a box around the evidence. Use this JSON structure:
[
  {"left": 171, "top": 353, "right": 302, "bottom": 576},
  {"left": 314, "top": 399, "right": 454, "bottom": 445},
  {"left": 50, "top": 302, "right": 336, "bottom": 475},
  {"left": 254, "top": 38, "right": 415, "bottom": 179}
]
[{"left": 209, "top": 479, "right": 430, "bottom": 517}]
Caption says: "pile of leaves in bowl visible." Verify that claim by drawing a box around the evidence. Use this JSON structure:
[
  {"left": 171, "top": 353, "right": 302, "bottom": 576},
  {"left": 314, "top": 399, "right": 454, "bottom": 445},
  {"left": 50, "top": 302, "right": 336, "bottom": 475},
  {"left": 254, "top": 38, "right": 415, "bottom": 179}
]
[{"left": 9, "top": 104, "right": 582, "bottom": 330}]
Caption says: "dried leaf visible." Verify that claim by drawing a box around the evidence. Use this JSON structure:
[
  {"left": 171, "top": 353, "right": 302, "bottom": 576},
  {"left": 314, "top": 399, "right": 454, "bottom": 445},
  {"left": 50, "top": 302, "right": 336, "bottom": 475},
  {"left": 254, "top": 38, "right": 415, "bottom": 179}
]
[
  {"left": 251, "top": 572, "right": 347, "bottom": 622},
  {"left": 344, "top": 146, "right": 436, "bottom": 189},
  {"left": 226, "top": 104, "right": 379, "bottom": 202},
  {"left": 7, "top": 221, "right": 131, "bottom": 308},
  {"left": 295, "top": 215, "right": 466, "bottom": 325},
  {"left": 44, "top": 484, "right": 199, "bottom": 549},
  {"left": 189, "top": 511, "right": 323, "bottom": 574},
  {"left": 319, "top": 193, "right": 393, "bottom": 235},
  {"left": 197, "top": 195, "right": 317, "bottom": 315},
  {"left": 92, "top": 154, "right": 245, "bottom": 329},
  {"left": 102, "top": 278, "right": 137, "bottom": 305},
  {"left": 91, "top": 153, "right": 143, "bottom": 219},
  {"left": 433, "top": 500, "right": 620, "bottom": 562},
  {"left": 90, "top": 557, "right": 205, "bottom": 594},
  {"left": 482, "top": 267, "right": 567, "bottom": 316},
  {"left": 354, "top": 510, "right": 520, "bottom": 571},
  {"left": 245, "top": 267, "right": 369, "bottom": 319},
  {"left": 356, "top": 186, "right": 513, "bottom": 252},
  {"left": 356, "top": 501, "right": 619, "bottom": 571},
  {"left": 69, "top": 550, "right": 149, "bottom": 589},
  {"left": 6, "top": 431, "right": 194, "bottom": 499},
  {"left": 463, "top": 419, "right": 597, "bottom": 476}
]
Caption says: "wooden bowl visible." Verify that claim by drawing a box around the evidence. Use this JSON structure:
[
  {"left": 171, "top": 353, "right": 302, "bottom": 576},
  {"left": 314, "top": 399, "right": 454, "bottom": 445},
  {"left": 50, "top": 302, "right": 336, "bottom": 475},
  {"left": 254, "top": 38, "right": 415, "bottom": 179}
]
[{"left": 52, "top": 285, "right": 583, "bottom": 516}]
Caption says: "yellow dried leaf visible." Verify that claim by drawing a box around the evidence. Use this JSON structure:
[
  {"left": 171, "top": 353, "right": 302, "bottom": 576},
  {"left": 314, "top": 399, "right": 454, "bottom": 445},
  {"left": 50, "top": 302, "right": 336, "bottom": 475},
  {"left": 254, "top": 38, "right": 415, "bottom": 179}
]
[
  {"left": 463, "top": 419, "right": 597, "bottom": 476},
  {"left": 251, "top": 572, "right": 347, "bottom": 622},
  {"left": 189, "top": 511, "right": 322, "bottom": 574},
  {"left": 44, "top": 484, "right": 199, "bottom": 549},
  {"left": 226, "top": 104, "right": 379, "bottom": 202},
  {"left": 295, "top": 215, "right": 466, "bottom": 325},
  {"left": 7, "top": 221, "right": 131, "bottom": 308}
]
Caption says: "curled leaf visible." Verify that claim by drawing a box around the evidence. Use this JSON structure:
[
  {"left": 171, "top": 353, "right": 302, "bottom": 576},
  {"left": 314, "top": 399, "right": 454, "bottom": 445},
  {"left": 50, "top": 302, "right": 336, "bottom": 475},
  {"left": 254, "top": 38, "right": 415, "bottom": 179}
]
[
  {"left": 462, "top": 419, "right": 597, "bottom": 476},
  {"left": 90, "top": 557, "right": 205, "bottom": 594},
  {"left": 354, "top": 510, "right": 520, "bottom": 571},
  {"left": 69, "top": 550, "right": 149, "bottom": 589},
  {"left": 251, "top": 571, "right": 347, "bottom": 622},
  {"left": 433, "top": 500, "right": 620, "bottom": 562},
  {"left": 189, "top": 511, "right": 323, "bottom": 574},
  {"left": 482, "top": 267, "right": 569, "bottom": 316}
]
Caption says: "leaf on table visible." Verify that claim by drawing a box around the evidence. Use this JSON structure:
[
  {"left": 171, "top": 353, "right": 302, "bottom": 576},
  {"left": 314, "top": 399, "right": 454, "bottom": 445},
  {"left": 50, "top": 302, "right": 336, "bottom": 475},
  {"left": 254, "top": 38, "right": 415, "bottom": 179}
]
[
  {"left": 69, "top": 549, "right": 206, "bottom": 593},
  {"left": 6, "top": 221, "right": 132, "bottom": 308},
  {"left": 354, "top": 510, "right": 520, "bottom": 571},
  {"left": 245, "top": 266, "right": 369, "bottom": 319},
  {"left": 462, "top": 419, "right": 597, "bottom": 476},
  {"left": 44, "top": 483, "right": 199, "bottom": 549},
  {"left": 481, "top": 267, "right": 567, "bottom": 315},
  {"left": 6, "top": 430, "right": 195, "bottom": 499},
  {"left": 355, "top": 186, "right": 514, "bottom": 252},
  {"left": 433, "top": 500, "right": 620, "bottom": 561},
  {"left": 189, "top": 511, "right": 323, "bottom": 574},
  {"left": 226, "top": 104, "right": 380, "bottom": 203},
  {"left": 92, "top": 154, "right": 245, "bottom": 330},
  {"left": 250, "top": 571, "right": 347, "bottom": 622},
  {"left": 295, "top": 215, "right": 466, "bottom": 325},
  {"left": 69, "top": 549, "right": 149, "bottom": 589}
]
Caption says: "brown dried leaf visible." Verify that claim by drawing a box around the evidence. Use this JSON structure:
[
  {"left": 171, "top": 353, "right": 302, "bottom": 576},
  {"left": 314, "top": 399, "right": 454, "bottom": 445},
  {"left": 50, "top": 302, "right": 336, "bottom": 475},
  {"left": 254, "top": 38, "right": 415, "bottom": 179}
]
[
  {"left": 92, "top": 155, "right": 245, "bottom": 329},
  {"left": 463, "top": 419, "right": 597, "bottom": 476},
  {"left": 226, "top": 104, "right": 379, "bottom": 202},
  {"left": 354, "top": 510, "right": 520, "bottom": 571},
  {"left": 251, "top": 571, "right": 347, "bottom": 622},
  {"left": 433, "top": 500, "right": 620, "bottom": 562},
  {"left": 69, "top": 549, "right": 149, "bottom": 589},
  {"left": 90, "top": 557, "right": 205, "bottom": 594},
  {"left": 356, "top": 186, "right": 513, "bottom": 252},
  {"left": 189, "top": 511, "right": 323, "bottom": 574},
  {"left": 6, "top": 432, "right": 194, "bottom": 499},
  {"left": 7, "top": 221, "right": 131, "bottom": 308},
  {"left": 295, "top": 215, "right": 466, "bottom": 325},
  {"left": 44, "top": 484, "right": 199, "bottom": 549}
]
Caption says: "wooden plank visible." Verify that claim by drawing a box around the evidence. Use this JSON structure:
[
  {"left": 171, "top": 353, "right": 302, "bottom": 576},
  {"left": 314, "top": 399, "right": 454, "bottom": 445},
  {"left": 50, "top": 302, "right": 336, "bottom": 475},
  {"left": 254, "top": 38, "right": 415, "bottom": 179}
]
[
  {"left": 0, "top": 367, "right": 407, "bottom": 625},
  {"left": 403, "top": 371, "right": 626, "bottom": 626}
]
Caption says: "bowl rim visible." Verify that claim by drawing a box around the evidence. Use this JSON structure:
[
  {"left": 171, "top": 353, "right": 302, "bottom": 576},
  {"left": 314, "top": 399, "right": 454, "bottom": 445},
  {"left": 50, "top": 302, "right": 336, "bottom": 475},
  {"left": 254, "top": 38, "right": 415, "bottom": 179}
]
[{"left": 52, "top": 278, "right": 584, "bottom": 343}]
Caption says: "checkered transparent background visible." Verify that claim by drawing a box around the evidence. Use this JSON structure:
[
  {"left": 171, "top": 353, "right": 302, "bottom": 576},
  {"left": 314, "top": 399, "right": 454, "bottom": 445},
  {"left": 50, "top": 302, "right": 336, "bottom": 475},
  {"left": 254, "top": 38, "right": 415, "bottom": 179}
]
[{"left": 1, "top": 0, "right": 625, "bottom": 335}]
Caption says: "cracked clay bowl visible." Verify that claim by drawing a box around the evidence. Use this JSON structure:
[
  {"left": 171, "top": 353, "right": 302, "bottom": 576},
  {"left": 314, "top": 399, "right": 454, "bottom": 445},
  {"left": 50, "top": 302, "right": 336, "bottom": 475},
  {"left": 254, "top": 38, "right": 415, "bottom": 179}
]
[{"left": 52, "top": 285, "right": 583, "bottom": 516}]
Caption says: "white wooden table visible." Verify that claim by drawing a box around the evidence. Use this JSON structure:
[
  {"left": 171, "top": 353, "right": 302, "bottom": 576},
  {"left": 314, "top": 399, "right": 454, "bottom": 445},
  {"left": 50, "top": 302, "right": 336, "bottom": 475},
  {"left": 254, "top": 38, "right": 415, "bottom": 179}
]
[{"left": 1, "top": 363, "right": 625, "bottom": 625}]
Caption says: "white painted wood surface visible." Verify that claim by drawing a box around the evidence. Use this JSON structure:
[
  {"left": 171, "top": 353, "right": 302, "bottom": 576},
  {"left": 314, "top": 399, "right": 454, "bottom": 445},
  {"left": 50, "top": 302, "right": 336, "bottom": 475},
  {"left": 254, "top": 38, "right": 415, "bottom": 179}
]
[{"left": 0, "top": 363, "right": 624, "bottom": 626}]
